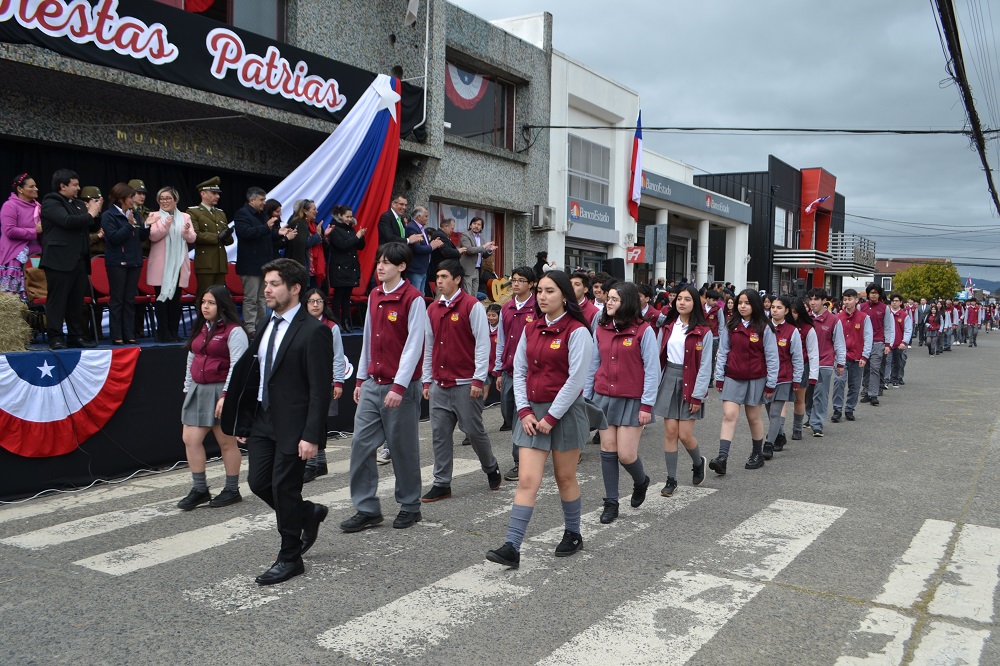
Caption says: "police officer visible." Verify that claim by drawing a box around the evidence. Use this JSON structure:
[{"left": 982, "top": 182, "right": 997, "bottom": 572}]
[
  {"left": 187, "top": 177, "right": 233, "bottom": 301},
  {"left": 82, "top": 186, "right": 106, "bottom": 258},
  {"left": 128, "top": 178, "right": 151, "bottom": 339}
]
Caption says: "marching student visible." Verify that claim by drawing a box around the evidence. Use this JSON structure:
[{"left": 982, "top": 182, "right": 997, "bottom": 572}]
[
  {"left": 782, "top": 298, "right": 818, "bottom": 444},
  {"left": 493, "top": 265, "right": 537, "bottom": 480},
  {"left": 859, "top": 284, "right": 893, "bottom": 404},
  {"left": 887, "top": 294, "right": 912, "bottom": 387},
  {"left": 941, "top": 298, "right": 956, "bottom": 351},
  {"left": 831, "top": 289, "right": 871, "bottom": 424},
  {"left": 762, "top": 296, "right": 803, "bottom": 459},
  {"left": 486, "top": 271, "right": 605, "bottom": 569},
  {"left": 925, "top": 303, "right": 942, "bottom": 356},
  {"left": 584, "top": 282, "right": 656, "bottom": 523},
  {"left": 806, "top": 288, "right": 846, "bottom": 435},
  {"left": 637, "top": 284, "right": 661, "bottom": 328},
  {"left": 341, "top": 243, "right": 427, "bottom": 533},
  {"left": 722, "top": 295, "right": 736, "bottom": 321},
  {"left": 570, "top": 270, "right": 601, "bottom": 328},
  {"left": 652, "top": 284, "right": 712, "bottom": 493},
  {"left": 710, "top": 289, "right": 778, "bottom": 473},
  {"left": 302, "top": 288, "right": 346, "bottom": 483},
  {"left": 964, "top": 296, "right": 981, "bottom": 347},
  {"left": 420, "top": 260, "right": 501, "bottom": 503},
  {"left": 701, "top": 287, "right": 722, "bottom": 342}
]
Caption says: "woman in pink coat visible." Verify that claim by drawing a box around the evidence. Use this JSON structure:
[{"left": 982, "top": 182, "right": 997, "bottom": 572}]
[
  {"left": 0, "top": 172, "right": 42, "bottom": 302},
  {"left": 146, "top": 186, "right": 196, "bottom": 342}
]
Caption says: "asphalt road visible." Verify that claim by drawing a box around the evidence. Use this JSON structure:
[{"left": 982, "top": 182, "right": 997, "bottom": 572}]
[{"left": 2, "top": 333, "right": 998, "bottom": 665}]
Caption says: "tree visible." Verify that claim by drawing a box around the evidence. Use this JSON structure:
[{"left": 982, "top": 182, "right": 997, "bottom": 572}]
[{"left": 892, "top": 262, "right": 961, "bottom": 300}]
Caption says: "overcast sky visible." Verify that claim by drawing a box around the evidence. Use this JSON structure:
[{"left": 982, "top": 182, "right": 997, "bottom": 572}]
[{"left": 451, "top": 0, "right": 1000, "bottom": 281}]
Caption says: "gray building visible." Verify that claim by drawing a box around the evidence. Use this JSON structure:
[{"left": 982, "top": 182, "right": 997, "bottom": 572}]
[{"left": 0, "top": 0, "right": 553, "bottom": 271}]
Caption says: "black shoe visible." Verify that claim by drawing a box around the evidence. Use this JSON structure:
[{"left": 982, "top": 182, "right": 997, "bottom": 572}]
[
  {"left": 898, "top": 380, "right": 905, "bottom": 386},
  {"left": 339, "top": 511, "right": 384, "bottom": 533},
  {"left": 631, "top": 475, "right": 651, "bottom": 507},
  {"left": 745, "top": 452, "right": 765, "bottom": 469},
  {"left": 869, "top": 397, "right": 880, "bottom": 406},
  {"left": 303, "top": 463, "right": 328, "bottom": 483},
  {"left": 860, "top": 395, "right": 871, "bottom": 403},
  {"left": 592, "top": 432, "right": 601, "bottom": 445},
  {"left": 831, "top": 411, "right": 841, "bottom": 423},
  {"left": 600, "top": 499, "right": 619, "bottom": 524},
  {"left": 692, "top": 456, "right": 707, "bottom": 486},
  {"left": 792, "top": 430, "right": 802, "bottom": 440},
  {"left": 761, "top": 442, "right": 774, "bottom": 460},
  {"left": 709, "top": 455, "right": 728, "bottom": 476},
  {"left": 462, "top": 436, "right": 471, "bottom": 446},
  {"left": 487, "top": 465, "right": 502, "bottom": 490},
  {"left": 392, "top": 510, "right": 422, "bottom": 529},
  {"left": 891, "top": 382, "right": 899, "bottom": 388},
  {"left": 486, "top": 542, "right": 520, "bottom": 568},
  {"left": 554, "top": 530, "right": 584, "bottom": 557},
  {"left": 845, "top": 412, "right": 855, "bottom": 421},
  {"left": 177, "top": 488, "right": 211, "bottom": 511},
  {"left": 421, "top": 485, "right": 452, "bottom": 503},
  {"left": 813, "top": 430, "right": 824, "bottom": 437},
  {"left": 208, "top": 487, "right": 242, "bottom": 508},
  {"left": 255, "top": 558, "right": 304, "bottom": 585},
  {"left": 68, "top": 338, "right": 97, "bottom": 348},
  {"left": 773, "top": 433, "right": 786, "bottom": 452},
  {"left": 300, "top": 504, "right": 328, "bottom": 555},
  {"left": 660, "top": 477, "right": 678, "bottom": 497},
  {"left": 49, "top": 339, "right": 67, "bottom": 350},
  {"left": 504, "top": 465, "right": 519, "bottom": 481},
  {"left": 499, "top": 423, "right": 512, "bottom": 432}
]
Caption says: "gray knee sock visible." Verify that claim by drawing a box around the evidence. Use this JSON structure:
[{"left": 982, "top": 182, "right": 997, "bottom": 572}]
[
  {"left": 505, "top": 503, "right": 534, "bottom": 550},
  {"left": 224, "top": 474, "right": 239, "bottom": 491},
  {"left": 718, "top": 439, "right": 732, "bottom": 457},
  {"left": 600, "top": 451, "right": 620, "bottom": 500},
  {"left": 192, "top": 471, "right": 207, "bottom": 492},
  {"left": 766, "top": 403, "right": 783, "bottom": 444},
  {"left": 778, "top": 416, "right": 786, "bottom": 437},
  {"left": 621, "top": 458, "right": 646, "bottom": 485},
  {"left": 793, "top": 413, "right": 804, "bottom": 432},
  {"left": 664, "top": 450, "right": 678, "bottom": 478},
  {"left": 562, "top": 497, "right": 582, "bottom": 534},
  {"left": 685, "top": 444, "right": 702, "bottom": 463}
]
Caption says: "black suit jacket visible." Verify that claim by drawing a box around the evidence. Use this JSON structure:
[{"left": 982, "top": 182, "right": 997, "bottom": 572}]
[
  {"left": 377, "top": 210, "right": 406, "bottom": 247},
  {"left": 429, "top": 228, "right": 460, "bottom": 276},
  {"left": 221, "top": 306, "right": 333, "bottom": 454},
  {"left": 234, "top": 203, "right": 280, "bottom": 276},
  {"left": 40, "top": 192, "right": 100, "bottom": 272}
]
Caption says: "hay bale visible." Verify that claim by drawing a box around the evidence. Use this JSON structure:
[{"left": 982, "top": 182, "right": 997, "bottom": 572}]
[{"left": 0, "top": 292, "right": 31, "bottom": 353}]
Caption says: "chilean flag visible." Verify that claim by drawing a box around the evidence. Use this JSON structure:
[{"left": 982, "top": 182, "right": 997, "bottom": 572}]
[
  {"left": 804, "top": 196, "right": 830, "bottom": 214},
  {"left": 628, "top": 111, "right": 642, "bottom": 222},
  {"left": 0, "top": 349, "right": 139, "bottom": 457},
  {"left": 267, "top": 74, "right": 402, "bottom": 294},
  {"left": 445, "top": 64, "right": 489, "bottom": 110}
]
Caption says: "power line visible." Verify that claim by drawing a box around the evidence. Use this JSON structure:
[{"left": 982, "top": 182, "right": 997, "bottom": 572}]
[{"left": 523, "top": 124, "right": 983, "bottom": 136}]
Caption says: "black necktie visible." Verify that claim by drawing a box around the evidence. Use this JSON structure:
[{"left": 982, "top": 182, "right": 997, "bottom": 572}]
[{"left": 262, "top": 315, "right": 282, "bottom": 410}]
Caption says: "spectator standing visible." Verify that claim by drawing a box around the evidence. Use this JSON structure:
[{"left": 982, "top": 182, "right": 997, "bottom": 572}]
[
  {"left": 327, "top": 204, "right": 366, "bottom": 332},
  {"left": 187, "top": 177, "right": 233, "bottom": 301},
  {"left": 459, "top": 217, "right": 495, "bottom": 297},
  {"left": 429, "top": 217, "right": 462, "bottom": 279},
  {"left": 403, "top": 206, "right": 439, "bottom": 294},
  {"left": 101, "top": 182, "right": 149, "bottom": 345},
  {"left": 377, "top": 193, "right": 408, "bottom": 245},
  {"left": 0, "top": 172, "right": 42, "bottom": 302},
  {"left": 234, "top": 187, "right": 280, "bottom": 336},
  {"left": 146, "top": 187, "right": 196, "bottom": 342}
]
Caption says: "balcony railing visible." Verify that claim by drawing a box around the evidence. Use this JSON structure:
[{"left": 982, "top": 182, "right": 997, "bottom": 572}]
[{"left": 828, "top": 233, "right": 876, "bottom": 275}]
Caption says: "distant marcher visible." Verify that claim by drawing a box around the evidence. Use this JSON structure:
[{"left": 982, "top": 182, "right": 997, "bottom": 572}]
[{"left": 302, "top": 288, "right": 347, "bottom": 483}]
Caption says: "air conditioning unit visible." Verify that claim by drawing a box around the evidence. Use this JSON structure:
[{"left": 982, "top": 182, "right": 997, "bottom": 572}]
[{"left": 531, "top": 205, "right": 555, "bottom": 231}]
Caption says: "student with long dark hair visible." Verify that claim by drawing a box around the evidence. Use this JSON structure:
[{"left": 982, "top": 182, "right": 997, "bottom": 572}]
[
  {"left": 584, "top": 282, "right": 656, "bottom": 523},
  {"left": 762, "top": 295, "right": 803, "bottom": 460},
  {"left": 302, "top": 287, "right": 346, "bottom": 483},
  {"left": 652, "top": 284, "right": 713, "bottom": 496},
  {"left": 783, "top": 297, "right": 819, "bottom": 443},
  {"left": 925, "top": 303, "right": 942, "bottom": 356},
  {"left": 487, "top": 270, "right": 605, "bottom": 568},
  {"left": 178, "top": 285, "right": 249, "bottom": 509},
  {"left": 711, "top": 289, "right": 778, "bottom": 473}
]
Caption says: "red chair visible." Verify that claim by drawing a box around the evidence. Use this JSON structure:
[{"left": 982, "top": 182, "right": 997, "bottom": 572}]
[
  {"left": 135, "top": 257, "right": 157, "bottom": 337},
  {"left": 225, "top": 263, "right": 244, "bottom": 303}
]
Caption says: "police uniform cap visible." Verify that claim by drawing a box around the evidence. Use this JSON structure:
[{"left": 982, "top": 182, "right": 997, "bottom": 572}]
[
  {"left": 80, "top": 186, "right": 102, "bottom": 200},
  {"left": 197, "top": 177, "right": 221, "bottom": 192},
  {"left": 127, "top": 179, "right": 147, "bottom": 193}
]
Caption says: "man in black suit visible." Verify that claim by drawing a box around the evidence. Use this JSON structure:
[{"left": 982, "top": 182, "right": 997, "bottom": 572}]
[
  {"left": 915, "top": 297, "right": 930, "bottom": 346},
  {"left": 429, "top": 217, "right": 462, "bottom": 278},
  {"left": 234, "top": 186, "right": 280, "bottom": 336},
  {"left": 222, "top": 258, "right": 333, "bottom": 585},
  {"left": 377, "top": 193, "right": 410, "bottom": 246},
  {"left": 40, "top": 169, "right": 102, "bottom": 350}
]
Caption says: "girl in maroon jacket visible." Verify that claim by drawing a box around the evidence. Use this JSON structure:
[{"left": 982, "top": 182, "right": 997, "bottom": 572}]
[
  {"left": 762, "top": 296, "right": 803, "bottom": 460},
  {"left": 178, "top": 285, "right": 249, "bottom": 510},
  {"left": 652, "top": 284, "right": 713, "bottom": 497},
  {"left": 925, "top": 303, "right": 942, "bottom": 356}
]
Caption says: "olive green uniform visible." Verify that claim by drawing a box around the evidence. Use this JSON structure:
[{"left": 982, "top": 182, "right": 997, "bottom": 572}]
[{"left": 188, "top": 203, "right": 232, "bottom": 300}]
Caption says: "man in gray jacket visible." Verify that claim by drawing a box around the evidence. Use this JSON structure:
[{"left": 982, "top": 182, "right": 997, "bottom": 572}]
[{"left": 458, "top": 217, "right": 495, "bottom": 297}]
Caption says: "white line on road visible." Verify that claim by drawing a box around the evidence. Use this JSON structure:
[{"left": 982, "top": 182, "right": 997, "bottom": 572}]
[
  {"left": 928, "top": 523, "right": 1000, "bottom": 623},
  {"left": 909, "top": 621, "right": 989, "bottom": 665},
  {"left": 538, "top": 499, "right": 846, "bottom": 666},
  {"left": 874, "top": 519, "right": 954, "bottom": 609},
  {"left": 835, "top": 608, "right": 916, "bottom": 666}
]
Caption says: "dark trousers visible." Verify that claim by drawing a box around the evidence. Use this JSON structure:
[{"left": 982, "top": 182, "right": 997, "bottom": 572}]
[
  {"left": 153, "top": 285, "right": 182, "bottom": 341},
  {"left": 107, "top": 265, "right": 140, "bottom": 342},
  {"left": 195, "top": 271, "right": 226, "bottom": 302},
  {"left": 44, "top": 262, "right": 88, "bottom": 342},
  {"left": 331, "top": 286, "right": 353, "bottom": 328},
  {"left": 247, "top": 407, "right": 313, "bottom": 562}
]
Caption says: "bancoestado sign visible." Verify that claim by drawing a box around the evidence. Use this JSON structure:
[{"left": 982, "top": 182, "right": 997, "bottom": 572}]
[
  {"left": 0, "top": 0, "right": 423, "bottom": 133},
  {"left": 567, "top": 197, "right": 615, "bottom": 230},
  {"left": 640, "top": 170, "right": 751, "bottom": 225}
]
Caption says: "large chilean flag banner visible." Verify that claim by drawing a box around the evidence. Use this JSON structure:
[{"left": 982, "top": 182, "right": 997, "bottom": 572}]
[{"left": 0, "top": 348, "right": 139, "bottom": 457}]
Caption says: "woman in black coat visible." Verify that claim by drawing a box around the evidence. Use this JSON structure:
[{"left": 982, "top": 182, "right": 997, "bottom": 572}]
[
  {"left": 101, "top": 182, "right": 150, "bottom": 344},
  {"left": 326, "top": 204, "right": 366, "bottom": 331}
]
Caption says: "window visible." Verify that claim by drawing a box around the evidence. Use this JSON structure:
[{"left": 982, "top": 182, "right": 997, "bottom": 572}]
[
  {"left": 179, "top": 0, "right": 286, "bottom": 41},
  {"left": 786, "top": 210, "right": 796, "bottom": 248},
  {"left": 567, "top": 135, "right": 610, "bottom": 205},
  {"left": 882, "top": 277, "right": 893, "bottom": 292},
  {"left": 774, "top": 206, "right": 786, "bottom": 248},
  {"left": 444, "top": 62, "right": 514, "bottom": 150}
]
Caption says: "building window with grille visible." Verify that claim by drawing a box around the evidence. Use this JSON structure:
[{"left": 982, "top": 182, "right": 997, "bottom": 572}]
[
  {"left": 444, "top": 62, "right": 515, "bottom": 150},
  {"left": 567, "top": 135, "right": 610, "bottom": 205}
]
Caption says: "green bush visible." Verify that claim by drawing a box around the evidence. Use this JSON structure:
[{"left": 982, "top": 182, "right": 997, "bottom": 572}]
[{"left": 0, "top": 292, "right": 31, "bottom": 352}]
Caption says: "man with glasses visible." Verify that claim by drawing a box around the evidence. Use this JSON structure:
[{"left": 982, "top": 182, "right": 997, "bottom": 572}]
[
  {"left": 188, "top": 177, "right": 233, "bottom": 302},
  {"left": 377, "top": 193, "right": 410, "bottom": 245},
  {"left": 493, "top": 266, "right": 536, "bottom": 480}
]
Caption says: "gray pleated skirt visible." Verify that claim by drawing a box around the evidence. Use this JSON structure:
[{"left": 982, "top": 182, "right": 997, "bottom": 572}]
[
  {"left": 799, "top": 361, "right": 810, "bottom": 386},
  {"left": 720, "top": 376, "right": 767, "bottom": 406},
  {"left": 652, "top": 362, "right": 704, "bottom": 421},
  {"left": 181, "top": 382, "right": 224, "bottom": 427},
  {"left": 593, "top": 392, "right": 643, "bottom": 427},
  {"left": 769, "top": 382, "right": 793, "bottom": 403},
  {"left": 514, "top": 396, "right": 608, "bottom": 452}
]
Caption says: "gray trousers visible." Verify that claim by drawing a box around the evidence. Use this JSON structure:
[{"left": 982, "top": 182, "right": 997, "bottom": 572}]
[
  {"left": 967, "top": 324, "right": 979, "bottom": 345},
  {"left": 461, "top": 272, "right": 480, "bottom": 298},
  {"left": 890, "top": 347, "right": 907, "bottom": 383},
  {"left": 832, "top": 360, "right": 863, "bottom": 413},
  {"left": 942, "top": 328, "right": 953, "bottom": 350},
  {"left": 500, "top": 371, "right": 519, "bottom": 464},
  {"left": 430, "top": 383, "right": 497, "bottom": 486},
  {"left": 240, "top": 274, "right": 266, "bottom": 334},
  {"left": 863, "top": 343, "right": 886, "bottom": 397},
  {"left": 350, "top": 379, "right": 422, "bottom": 514},
  {"left": 809, "top": 367, "right": 834, "bottom": 431}
]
